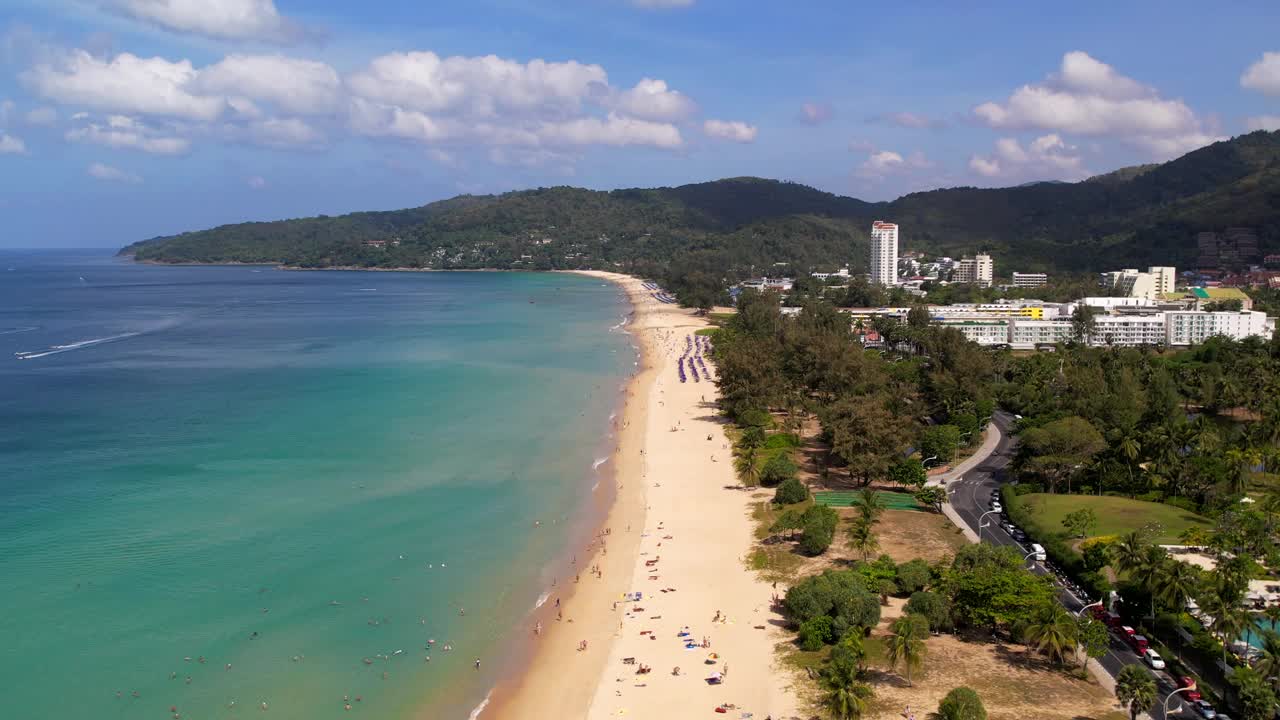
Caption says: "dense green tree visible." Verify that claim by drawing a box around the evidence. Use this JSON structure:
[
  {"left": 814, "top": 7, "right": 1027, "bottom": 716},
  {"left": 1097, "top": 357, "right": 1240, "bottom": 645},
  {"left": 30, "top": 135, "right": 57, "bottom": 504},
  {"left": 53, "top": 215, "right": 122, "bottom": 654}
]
[
  {"left": 943, "top": 544, "right": 1057, "bottom": 629},
  {"left": 905, "top": 591, "right": 952, "bottom": 633},
  {"left": 1017, "top": 416, "right": 1107, "bottom": 493},
  {"left": 896, "top": 559, "right": 932, "bottom": 594},
  {"left": 888, "top": 457, "right": 928, "bottom": 489},
  {"left": 799, "top": 505, "right": 839, "bottom": 556},
  {"left": 759, "top": 452, "right": 799, "bottom": 487},
  {"left": 1076, "top": 617, "right": 1111, "bottom": 671},
  {"left": 919, "top": 425, "right": 962, "bottom": 465},
  {"left": 773, "top": 476, "right": 809, "bottom": 505},
  {"left": 1062, "top": 508, "right": 1098, "bottom": 538}
]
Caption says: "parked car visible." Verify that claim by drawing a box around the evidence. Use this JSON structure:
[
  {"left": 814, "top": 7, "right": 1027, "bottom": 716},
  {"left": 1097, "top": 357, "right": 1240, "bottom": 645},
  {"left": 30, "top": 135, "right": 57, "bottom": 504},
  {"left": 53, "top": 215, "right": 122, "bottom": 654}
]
[
  {"left": 1144, "top": 649, "right": 1166, "bottom": 669},
  {"left": 1193, "top": 699, "right": 1217, "bottom": 718},
  {"left": 989, "top": 500, "right": 1003, "bottom": 513},
  {"left": 1176, "top": 675, "right": 1202, "bottom": 701},
  {"left": 1119, "top": 625, "right": 1137, "bottom": 638},
  {"left": 1105, "top": 613, "right": 1125, "bottom": 630},
  {"left": 1029, "top": 543, "right": 1047, "bottom": 561}
]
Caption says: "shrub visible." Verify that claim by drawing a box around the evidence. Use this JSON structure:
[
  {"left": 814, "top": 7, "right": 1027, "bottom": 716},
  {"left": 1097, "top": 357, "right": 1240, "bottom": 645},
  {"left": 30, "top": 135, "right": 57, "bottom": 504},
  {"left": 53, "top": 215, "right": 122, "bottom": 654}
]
[
  {"left": 1162, "top": 496, "right": 1199, "bottom": 513},
  {"left": 737, "top": 408, "right": 773, "bottom": 428},
  {"left": 798, "top": 615, "right": 834, "bottom": 650},
  {"left": 798, "top": 505, "right": 839, "bottom": 556},
  {"left": 937, "top": 686, "right": 987, "bottom": 720},
  {"left": 773, "top": 476, "right": 809, "bottom": 505},
  {"left": 905, "top": 591, "right": 953, "bottom": 633},
  {"left": 897, "top": 559, "right": 932, "bottom": 593},
  {"left": 760, "top": 453, "right": 799, "bottom": 487},
  {"left": 1081, "top": 537, "right": 1114, "bottom": 571},
  {"left": 763, "top": 433, "right": 801, "bottom": 450}
]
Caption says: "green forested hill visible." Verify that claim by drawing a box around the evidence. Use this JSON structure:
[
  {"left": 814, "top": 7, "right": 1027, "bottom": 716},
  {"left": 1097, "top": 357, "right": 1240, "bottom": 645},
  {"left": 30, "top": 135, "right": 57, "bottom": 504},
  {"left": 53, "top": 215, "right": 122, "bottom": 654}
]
[{"left": 121, "top": 131, "right": 1280, "bottom": 277}]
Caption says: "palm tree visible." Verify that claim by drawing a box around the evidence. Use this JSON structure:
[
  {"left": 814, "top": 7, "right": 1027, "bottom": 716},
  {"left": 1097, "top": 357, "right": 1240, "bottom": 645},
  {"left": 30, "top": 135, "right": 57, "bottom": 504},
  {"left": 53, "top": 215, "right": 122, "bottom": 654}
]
[
  {"left": 885, "top": 613, "right": 929, "bottom": 686},
  {"left": 1115, "top": 664, "right": 1156, "bottom": 720},
  {"left": 847, "top": 519, "right": 879, "bottom": 562},
  {"left": 1251, "top": 629, "right": 1280, "bottom": 692},
  {"left": 1151, "top": 557, "right": 1200, "bottom": 660},
  {"left": 819, "top": 658, "right": 873, "bottom": 720},
  {"left": 1022, "top": 602, "right": 1077, "bottom": 665},
  {"left": 1109, "top": 530, "right": 1148, "bottom": 575},
  {"left": 1138, "top": 544, "right": 1168, "bottom": 620},
  {"left": 1202, "top": 591, "right": 1252, "bottom": 667},
  {"left": 857, "top": 487, "right": 885, "bottom": 526},
  {"left": 1116, "top": 429, "right": 1142, "bottom": 492},
  {"left": 735, "top": 447, "right": 760, "bottom": 485}
]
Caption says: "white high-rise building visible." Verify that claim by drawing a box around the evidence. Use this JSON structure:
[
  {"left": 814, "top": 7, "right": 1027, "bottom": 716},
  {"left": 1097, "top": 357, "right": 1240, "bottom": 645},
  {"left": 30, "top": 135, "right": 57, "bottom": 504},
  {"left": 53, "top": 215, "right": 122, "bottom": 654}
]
[
  {"left": 1100, "top": 266, "right": 1177, "bottom": 301},
  {"left": 869, "top": 221, "right": 899, "bottom": 286},
  {"left": 954, "top": 253, "right": 994, "bottom": 287}
]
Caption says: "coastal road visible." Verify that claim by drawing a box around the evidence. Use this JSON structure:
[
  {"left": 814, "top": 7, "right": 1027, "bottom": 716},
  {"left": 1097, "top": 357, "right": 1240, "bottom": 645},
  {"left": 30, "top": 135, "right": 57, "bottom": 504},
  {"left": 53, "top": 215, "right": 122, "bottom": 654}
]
[{"left": 945, "top": 412, "right": 1194, "bottom": 720}]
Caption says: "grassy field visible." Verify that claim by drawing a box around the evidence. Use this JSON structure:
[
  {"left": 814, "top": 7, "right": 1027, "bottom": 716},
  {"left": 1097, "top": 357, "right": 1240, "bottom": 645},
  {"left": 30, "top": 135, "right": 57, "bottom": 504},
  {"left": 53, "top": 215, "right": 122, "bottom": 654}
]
[{"left": 1016, "top": 493, "right": 1211, "bottom": 544}]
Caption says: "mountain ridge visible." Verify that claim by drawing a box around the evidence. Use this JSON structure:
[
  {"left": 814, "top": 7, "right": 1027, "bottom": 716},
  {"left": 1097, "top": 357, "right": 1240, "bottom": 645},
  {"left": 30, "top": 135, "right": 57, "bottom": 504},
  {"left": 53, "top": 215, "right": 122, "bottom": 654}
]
[{"left": 121, "top": 131, "right": 1280, "bottom": 277}]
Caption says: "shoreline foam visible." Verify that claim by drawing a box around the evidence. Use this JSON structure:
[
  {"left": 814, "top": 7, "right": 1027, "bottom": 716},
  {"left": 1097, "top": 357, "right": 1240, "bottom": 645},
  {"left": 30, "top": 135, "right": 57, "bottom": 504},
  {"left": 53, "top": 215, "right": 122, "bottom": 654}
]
[{"left": 482, "top": 272, "right": 799, "bottom": 720}]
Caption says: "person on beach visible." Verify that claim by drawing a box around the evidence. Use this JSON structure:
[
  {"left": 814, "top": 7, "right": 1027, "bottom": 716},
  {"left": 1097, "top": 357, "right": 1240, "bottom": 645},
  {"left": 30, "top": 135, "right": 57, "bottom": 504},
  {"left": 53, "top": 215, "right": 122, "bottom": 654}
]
[{"left": 474, "top": 658, "right": 481, "bottom": 670}]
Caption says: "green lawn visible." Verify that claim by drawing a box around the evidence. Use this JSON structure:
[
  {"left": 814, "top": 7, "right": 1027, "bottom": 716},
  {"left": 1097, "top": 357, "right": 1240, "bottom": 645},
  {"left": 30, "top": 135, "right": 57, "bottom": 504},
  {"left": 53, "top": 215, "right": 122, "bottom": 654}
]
[{"left": 1016, "top": 493, "right": 1211, "bottom": 544}]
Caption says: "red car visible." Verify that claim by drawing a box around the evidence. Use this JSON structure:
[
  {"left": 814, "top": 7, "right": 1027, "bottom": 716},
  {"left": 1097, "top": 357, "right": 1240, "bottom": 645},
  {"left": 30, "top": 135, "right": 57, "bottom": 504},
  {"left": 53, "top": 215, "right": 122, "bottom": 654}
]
[
  {"left": 1106, "top": 614, "right": 1124, "bottom": 630},
  {"left": 1177, "top": 676, "right": 1202, "bottom": 702},
  {"left": 1119, "top": 625, "right": 1137, "bottom": 638},
  {"left": 1089, "top": 605, "right": 1108, "bottom": 621},
  {"left": 1129, "top": 634, "right": 1150, "bottom": 654}
]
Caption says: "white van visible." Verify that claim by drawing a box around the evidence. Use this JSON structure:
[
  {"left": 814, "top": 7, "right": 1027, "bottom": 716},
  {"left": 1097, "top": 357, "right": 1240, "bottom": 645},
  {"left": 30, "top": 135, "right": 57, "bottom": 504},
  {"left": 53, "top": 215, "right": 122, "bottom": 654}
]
[{"left": 1030, "top": 543, "right": 1047, "bottom": 562}]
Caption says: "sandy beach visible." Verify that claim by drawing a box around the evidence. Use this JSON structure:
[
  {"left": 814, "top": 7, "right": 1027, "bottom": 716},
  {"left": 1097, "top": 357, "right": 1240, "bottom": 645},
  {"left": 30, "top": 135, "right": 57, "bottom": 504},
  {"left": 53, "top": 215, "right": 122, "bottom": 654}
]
[{"left": 485, "top": 272, "right": 799, "bottom": 720}]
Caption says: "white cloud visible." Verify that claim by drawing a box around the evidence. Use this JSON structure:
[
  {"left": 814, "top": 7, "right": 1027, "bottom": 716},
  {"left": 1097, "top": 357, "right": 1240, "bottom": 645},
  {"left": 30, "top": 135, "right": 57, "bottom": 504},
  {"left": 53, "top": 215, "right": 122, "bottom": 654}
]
[
  {"left": 0, "top": 133, "right": 27, "bottom": 154},
  {"left": 874, "top": 111, "right": 942, "bottom": 129},
  {"left": 193, "top": 55, "right": 340, "bottom": 115},
  {"left": 108, "top": 0, "right": 303, "bottom": 43},
  {"left": 1241, "top": 52, "right": 1280, "bottom": 97},
  {"left": 630, "top": 0, "right": 695, "bottom": 7},
  {"left": 539, "top": 113, "right": 683, "bottom": 148},
  {"left": 703, "top": 119, "right": 757, "bottom": 143},
  {"left": 856, "top": 148, "right": 932, "bottom": 178},
  {"left": 247, "top": 175, "right": 266, "bottom": 189},
  {"left": 613, "top": 78, "right": 695, "bottom": 121},
  {"left": 66, "top": 115, "right": 191, "bottom": 154},
  {"left": 973, "top": 51, "right": 1222, "bottom": 159},
  {"left": 799, "top": 102, "right": 832, "bottom": 125},
  {"left": 246, "top": 117, "right": 324, "bottom": 148},
  {"left": 24, "top": 44, "right": 723, "bottom": 161},
  {"left": 348, "top": 51, "right": 607, "bottom": 118},
  {"left": 23, "top": 50, "right": 224, "bottom": 121},
  {"left": 967, "top": 133, "right": 1087, "bottom": 181},
  {"left": 25, "top": 106, "right": 57, "bottom": 126},
  {"left": 87, "top": 161, "right": 141, "bottom": 182},
  {"left": 1246, "top": 115, "right": 1280, "bottom": 132}
]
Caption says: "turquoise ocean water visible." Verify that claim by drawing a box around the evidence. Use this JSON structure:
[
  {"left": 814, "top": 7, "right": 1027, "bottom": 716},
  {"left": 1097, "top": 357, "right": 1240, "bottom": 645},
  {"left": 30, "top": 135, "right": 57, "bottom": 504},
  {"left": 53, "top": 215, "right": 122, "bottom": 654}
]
[{"left": 0, "top": 250, "right": 633, "bottom": 719}]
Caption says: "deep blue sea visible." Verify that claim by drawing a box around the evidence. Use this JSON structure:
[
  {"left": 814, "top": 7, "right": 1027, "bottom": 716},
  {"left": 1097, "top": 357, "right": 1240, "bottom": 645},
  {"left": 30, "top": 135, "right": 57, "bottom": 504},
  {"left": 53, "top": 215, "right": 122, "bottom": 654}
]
[{"left": 0, "top": 250, "right": 633, "bottom": 719}]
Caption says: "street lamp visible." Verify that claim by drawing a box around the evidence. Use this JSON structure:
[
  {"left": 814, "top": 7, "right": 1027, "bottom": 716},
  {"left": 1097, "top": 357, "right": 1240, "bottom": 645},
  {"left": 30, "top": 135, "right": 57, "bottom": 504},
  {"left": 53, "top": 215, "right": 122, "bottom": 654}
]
[
  {"left": 1076, "top": 600, "right": 1103, "bottom": 618},
  {"left": 978, "top": 509, "right": 999, "bottom": 542},
  {"left": 1163, "top": 686, "right": 1195, "bottom": 716},
  {"left": 922, "top": 455, "right": 938, "bottom": 468}
]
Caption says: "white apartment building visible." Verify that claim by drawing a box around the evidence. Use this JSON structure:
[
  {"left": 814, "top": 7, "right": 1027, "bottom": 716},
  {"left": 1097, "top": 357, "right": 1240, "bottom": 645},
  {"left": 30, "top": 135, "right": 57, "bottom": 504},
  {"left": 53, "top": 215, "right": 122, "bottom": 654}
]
[
  {"left": 869, "top": 221, "right": 899, "bottom": 286},
  {"left": 1101, "top": 266, "right": 1177, "bottom": 301},
  {"left": 938, "top": 318, "right": 1010, "bottom": 346},
  {"left": 1090, "top": 313, "right": 1167, "bottom": 346},
  {"left": 1166, "top": 310, "right": 1274, "bottom": 346},
  {"left": 1012, "top": 272, "right": 1048, "bottom": 288},
  {"left": 953, "top": 253, "right": 994, "bottom": 287},
  {"left": 1009, "top": 319, "right": 1075, "bottom": 348}
]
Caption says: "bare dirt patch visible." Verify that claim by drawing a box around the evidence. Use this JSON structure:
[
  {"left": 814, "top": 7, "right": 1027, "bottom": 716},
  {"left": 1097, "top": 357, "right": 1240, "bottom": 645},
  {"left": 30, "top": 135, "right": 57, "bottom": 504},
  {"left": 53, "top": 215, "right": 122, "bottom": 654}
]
[
  {"left": 876, "top": 509, "right": 969, "bottom": 565},
  {"left": 864, "top": 631, "right": 1124, "bottom": 720}
]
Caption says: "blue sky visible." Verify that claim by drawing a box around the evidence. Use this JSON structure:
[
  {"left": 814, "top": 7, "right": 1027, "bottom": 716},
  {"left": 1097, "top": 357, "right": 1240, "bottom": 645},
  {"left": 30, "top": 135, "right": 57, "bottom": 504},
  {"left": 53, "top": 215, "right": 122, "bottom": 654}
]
[{"left": 2, "top": 0, "right": 1280, "bottom": 248}]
